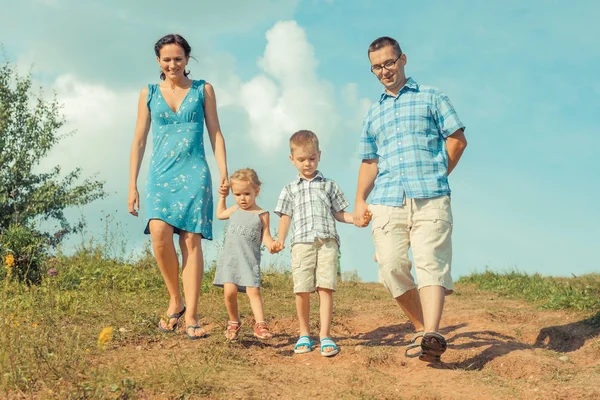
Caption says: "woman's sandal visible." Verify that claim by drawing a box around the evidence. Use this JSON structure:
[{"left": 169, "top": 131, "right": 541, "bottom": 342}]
[
  {"left": 404, "top": 331, "right": 425, "bottom": 358},
  {"left": 157, "top": 306, "right": 186, "bottom": 333},
  {"left": 293, "top": 336, "right": 314, "bottom": 354},
  {"left": 185, "top": 324, "right": 207, "bottom": 340},
  {"left": 253, "top": 321, "right": 273, "bottom": 339},
  {"left": 320, "top": 337, "right": 340, "bottom": 357},
  {"left": 419, "top": 332, "right": 447, "bottom": 362},
  {"left": 225, "top": 320, "right": 242, "bottom": 341}
]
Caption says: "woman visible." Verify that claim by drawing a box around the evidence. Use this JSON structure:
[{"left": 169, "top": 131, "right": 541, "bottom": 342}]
[{"left": 128, "top": 34, "right": 228, "bottom": 339}]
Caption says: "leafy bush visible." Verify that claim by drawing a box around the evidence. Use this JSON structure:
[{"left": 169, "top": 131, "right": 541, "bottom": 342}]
[{"left": 0, "top": 223, "right": 48, "bottom": 284}]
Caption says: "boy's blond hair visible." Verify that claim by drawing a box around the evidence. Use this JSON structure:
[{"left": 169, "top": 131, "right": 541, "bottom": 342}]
[
  {"left": 289, "top": 130, "right": 320, "bottom": 154},
  {"left": 229, "top": 168, "right": 262, "bottom": 188}
]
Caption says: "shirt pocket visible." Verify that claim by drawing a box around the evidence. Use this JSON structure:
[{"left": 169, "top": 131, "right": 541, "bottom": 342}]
[
  {"left": 400, "top": 105, "right": 432, "bottom": 135},
  {"left": 316, "top": 190, "right": 333, "bottom": 213}
]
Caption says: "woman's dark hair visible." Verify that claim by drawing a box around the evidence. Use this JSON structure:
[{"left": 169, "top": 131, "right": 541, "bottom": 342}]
[{"left": 154, "top": 34, "right": 192, "bottom": 80}]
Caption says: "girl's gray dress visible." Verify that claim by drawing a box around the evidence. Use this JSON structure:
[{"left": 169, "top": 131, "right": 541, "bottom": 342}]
[{"left": 213, "top": 209, "right": 267, "bottom": 292}]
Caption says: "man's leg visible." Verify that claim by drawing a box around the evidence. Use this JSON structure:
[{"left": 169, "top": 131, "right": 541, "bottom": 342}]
[
  {"left": 411, "top": 195, "right": 454, "bottom": 334},
  {"left": 371, "top": 204, "right": 424, "bottom": 331},
  {"left": 395, "top": 289, "right": 425, "bottom": 332}
]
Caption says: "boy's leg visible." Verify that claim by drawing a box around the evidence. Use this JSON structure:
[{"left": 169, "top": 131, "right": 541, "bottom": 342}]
[
  {"left": 370, "top": 204, "right": 424, "bottom": 331},
  {"left": 296, "top": 292, "right": 311, "bottom": 337},
  {"left": 317, "top": 288, "right": 334, "bottom": 341},
  {"left": 223, "top": 283, "right": 240, "bottom": 322},
  {"left": 291, "top": 242, "right": 317, "bottom": 351},
  {"left": 315, "top": 239, "right": 339, "bottom": 354},
  {"left": 246, "top": 287, "right": 266, "bottom": 322},
  {"left": 410, "top": 195, "right": 453, "bottom": 334}
]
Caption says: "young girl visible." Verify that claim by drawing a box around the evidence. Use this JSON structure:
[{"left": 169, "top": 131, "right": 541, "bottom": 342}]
[{"left": 214, "top": 168, "right": 278, "bottom": 340}]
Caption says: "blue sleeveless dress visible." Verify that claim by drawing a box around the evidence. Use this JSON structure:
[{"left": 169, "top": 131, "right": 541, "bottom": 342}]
[{"left": 144, "top": 80, "right": 213, "bottom": 239}]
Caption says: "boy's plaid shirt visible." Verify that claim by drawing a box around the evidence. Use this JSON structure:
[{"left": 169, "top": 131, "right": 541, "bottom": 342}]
[{"left": 274, "top": 171, "right": 349, "bottom": 247}]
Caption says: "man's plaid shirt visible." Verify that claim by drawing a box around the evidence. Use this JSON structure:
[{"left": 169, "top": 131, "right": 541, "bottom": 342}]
[
  {"left": 359, "top": 78, "right": 465, "bottom": 204},
  {"left": 274, "top": 171, "right": 349, "bottom": 247}
]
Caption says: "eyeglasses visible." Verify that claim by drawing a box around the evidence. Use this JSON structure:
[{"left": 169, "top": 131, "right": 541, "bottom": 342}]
[{"left": 370, "top": 54, "right": 401, "bottom": 74}]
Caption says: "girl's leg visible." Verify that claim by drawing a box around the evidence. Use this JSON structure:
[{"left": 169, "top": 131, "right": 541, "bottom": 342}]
[
  {"left": 245, "top": 287, "right": 265, "bottom": 322},
  {"left": 295, "top": 292, "right": 311, "bottom": 349},
  {"left": 179, "top": 231, "right": 204, "bottom": 335},
  {"left": 224, "top": 283, "right": 240, "bottom": 322},
  {"left": 224, "top": 283, "right": 242, "bottom": 340},
  {"left": 246, "top": 287, "right": 272, "bottom": 339},
  {"left": 149, "top": 220, "right": 184, "bottom": 329}
]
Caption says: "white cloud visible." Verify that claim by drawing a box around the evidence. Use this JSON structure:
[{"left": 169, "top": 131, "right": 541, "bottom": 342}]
[{"left": 238, "top": 21, "right": 343, "bottom": 149}]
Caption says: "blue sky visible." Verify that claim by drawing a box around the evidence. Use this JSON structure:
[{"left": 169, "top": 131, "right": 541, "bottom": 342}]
[{"left": 1, "top": 0, "right": 598, "bottom": 281}]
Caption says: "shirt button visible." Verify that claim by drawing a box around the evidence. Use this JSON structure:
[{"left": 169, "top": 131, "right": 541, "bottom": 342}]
[
  {"left": 399, "top": 157, "right": 403, "bottom": 161},
  {"left": 395, "top": 112, "right": 399, "bottom": 116},
  {"left": 401, "top": 173, "right": 405, "bottom": 176},
  {"left": 396, "top": 127, "right": 400, "bottom": 131},
  {"left": 398, "top": 141, "right": 402, "bottom": 145}
]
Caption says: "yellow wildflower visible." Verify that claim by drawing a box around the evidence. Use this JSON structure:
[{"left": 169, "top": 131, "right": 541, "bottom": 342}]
[
  {"left": 97, "top": 327, "right": 113, "bottom": 348},
  {"left": 4, "top": 254, "right": 15, "bottom": 268}
]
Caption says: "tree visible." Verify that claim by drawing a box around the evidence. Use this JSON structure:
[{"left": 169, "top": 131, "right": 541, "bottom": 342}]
[{"left": 0, "top": 59, "right": 107, "bottom": 245}]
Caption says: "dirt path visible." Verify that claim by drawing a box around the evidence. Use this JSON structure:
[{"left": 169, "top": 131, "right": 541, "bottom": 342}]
[{"left": 97, "top": 283, "right": 599, "bottom": 399}]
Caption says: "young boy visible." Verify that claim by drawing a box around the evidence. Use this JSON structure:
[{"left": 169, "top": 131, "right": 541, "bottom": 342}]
[{"left": 273, "top": 130, "right": 370, "bottom": 356}]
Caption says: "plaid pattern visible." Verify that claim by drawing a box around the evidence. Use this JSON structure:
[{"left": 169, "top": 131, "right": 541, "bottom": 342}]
[
  {"left": 274, "top": 171, "right": 349, "bottom": 247},
  {"left": 359, "top": 78, "right": 465, "bottom": 205}
]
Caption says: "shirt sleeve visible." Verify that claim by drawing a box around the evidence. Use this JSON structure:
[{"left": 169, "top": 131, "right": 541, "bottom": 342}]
[
  {"left": 358, "top": 111, "right": 378, "bottom": 160},
  {"left": 328, "top": 181, "right": 350, "bottom": 213},
  {"left": 274, "top": 185, "right": 293, "bottom": 218},
  {"left": 432, "top": 91, "right": 466, "bottom": 139}
]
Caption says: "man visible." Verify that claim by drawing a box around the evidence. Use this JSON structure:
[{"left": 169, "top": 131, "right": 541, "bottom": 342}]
[{"left": 353, "top": 36, "right": 467, "bottom": 362}]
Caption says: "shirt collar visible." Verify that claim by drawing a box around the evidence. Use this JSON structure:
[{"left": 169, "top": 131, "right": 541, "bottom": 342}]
[
  {"left": 297, "top": 170, "right": 325, "bottom": 183},
  {"left": 378, "top": 77, "right": 419, "bottom": 103}
]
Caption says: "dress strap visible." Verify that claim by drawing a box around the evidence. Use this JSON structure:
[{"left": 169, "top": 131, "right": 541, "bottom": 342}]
[
  {"left": 146, "top": 84, "right": 157, "bottom": 110},
  {"left": 196, "top": 80, "right": 206, "bottom": 106}
]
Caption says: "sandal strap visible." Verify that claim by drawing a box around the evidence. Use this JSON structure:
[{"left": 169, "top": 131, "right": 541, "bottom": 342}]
[
  {"left": 404, "top": 342, "right": 423, "bottom": 358},
  {"left": 294, "top": 336, "right": 314, "bottom": 349},
  {"left": 410, "top": 331, "right": 425, "bottom": 343},
  {"left": 320, "top": 338, "right": 338, "bottom": 350}
]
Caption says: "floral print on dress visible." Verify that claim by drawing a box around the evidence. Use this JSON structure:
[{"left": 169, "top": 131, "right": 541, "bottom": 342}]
[{"left": 144, "top": 80, "right": 213, "bottom": 239}]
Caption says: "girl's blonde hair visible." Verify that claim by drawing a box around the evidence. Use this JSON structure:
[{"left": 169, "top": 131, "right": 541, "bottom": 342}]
[{"left": 229, "top": 168, "right": 262, "bottom": 188}]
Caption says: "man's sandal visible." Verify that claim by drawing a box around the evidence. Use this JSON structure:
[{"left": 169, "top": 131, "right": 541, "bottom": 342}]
[
  {"left": 293, "top": 336, "right": 314, "bottom": 354},
  {"left": 404, "top": 331, "right": 425, "bottom": 358},
  {"left": 157, "top": 306, "right": 186, "bottom": 333},
  {"left": 253, "top": 321, "right": 273, "bottom": 339},
  {"left": 320, "top": 337, "right": 340, "bottom": 357},
  {"left": 419, "top": 332, "right": 447, "bottom": 362},
  {"left": 185, "top": 325, "right": 207, "bottom": 340},
  {"left": 225, "top": 320, "right": 242, "bottom": 341}
]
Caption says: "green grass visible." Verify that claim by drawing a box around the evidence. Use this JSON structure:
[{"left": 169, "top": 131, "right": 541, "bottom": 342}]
[
  {"left": 3, "top": 240, "right": 599, "bottom": 398},
  {"left": 0, "top": 240, "right": 367, "bottom": 398},
  {"left": 458, "top": 270, "right": 600, "bottom": 322}
]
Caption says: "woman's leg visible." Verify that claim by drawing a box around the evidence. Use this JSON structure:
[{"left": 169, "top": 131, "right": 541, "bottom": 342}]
[
  {"left": 179, "top": 231, "right": 204, "bottom": 333},
  {"left": 149, "top": 220, "right": 184, "bottom": 329}
]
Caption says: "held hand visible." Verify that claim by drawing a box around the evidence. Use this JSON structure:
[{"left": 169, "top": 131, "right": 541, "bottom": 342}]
[
  {"left": 218, "top": 185, "right": 229, "bottom": 197},
  {"left": 270, "top": 240, "right": 285, "bottom": 254},
  {"left": 363, "top": 210, "right": 373, "bottom": 226},
  {"left": 219, "top": 175, "right": 230, "bottom": 196},
  {"left": 128, "top": 187, "right": 140, "bottom": 217},
  {"left": 353, "top": 201, "right": 370, "bottom": 227}
]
